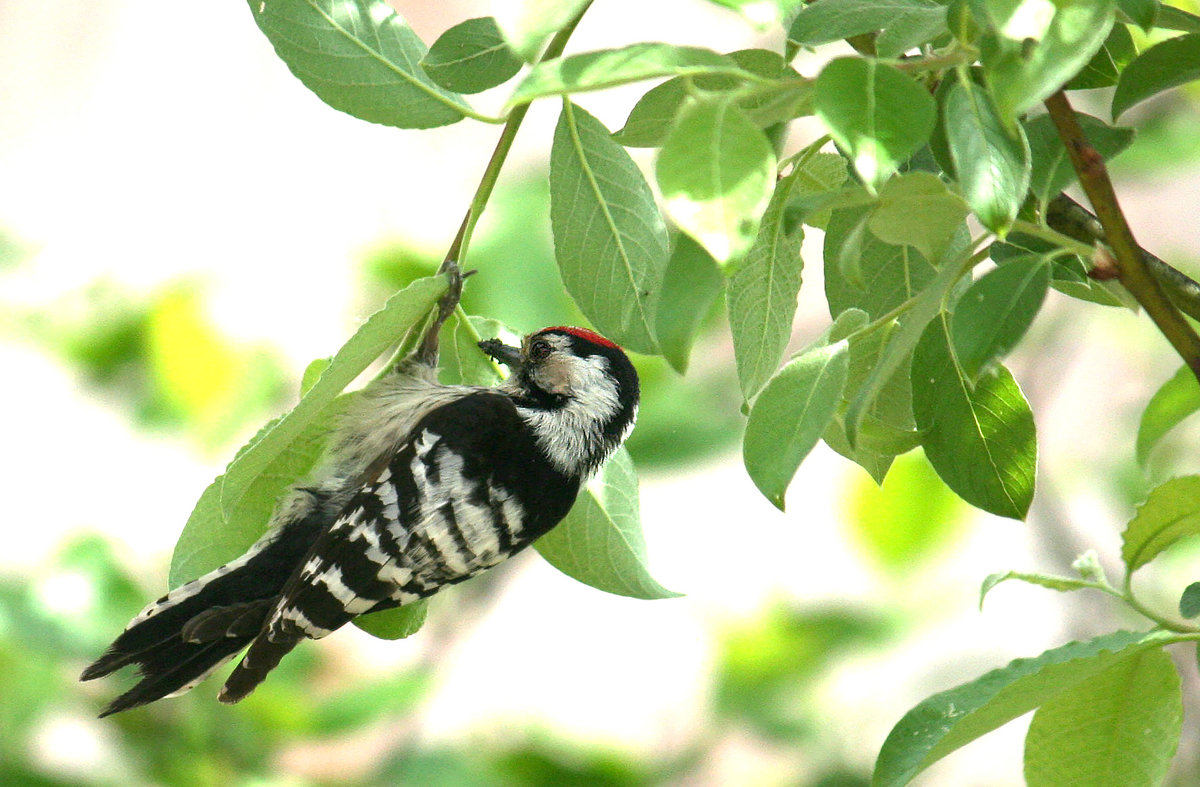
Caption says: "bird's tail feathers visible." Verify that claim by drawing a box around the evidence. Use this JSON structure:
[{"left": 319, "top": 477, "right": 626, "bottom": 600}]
[
  {"left": 81, "top": 542, "right": 288, "bottom": 716},
  {"left": 217, "top": 629, "right": 302, "bottom": 705}
]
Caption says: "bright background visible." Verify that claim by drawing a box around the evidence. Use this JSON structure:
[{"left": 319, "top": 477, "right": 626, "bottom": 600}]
[{"left": 5, "top": 1, "right": 1200, "bottom": 785}]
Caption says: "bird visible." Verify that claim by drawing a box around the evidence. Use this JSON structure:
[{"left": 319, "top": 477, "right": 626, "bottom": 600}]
[{"left": 80, "top": 266, "right": 639, "bottom": 717}]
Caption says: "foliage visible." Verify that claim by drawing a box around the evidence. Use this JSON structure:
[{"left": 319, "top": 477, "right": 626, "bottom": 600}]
[{"left": 74, "top": 0, "right": 1200, "bottom": 782}]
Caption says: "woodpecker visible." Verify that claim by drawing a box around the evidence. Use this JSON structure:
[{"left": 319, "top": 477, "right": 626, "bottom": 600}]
[{"left": 81, "top": 265, "right": 639, "bottom": 716}]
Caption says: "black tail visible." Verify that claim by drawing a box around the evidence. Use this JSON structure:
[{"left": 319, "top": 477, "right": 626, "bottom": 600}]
[
  {"left": 82, "top": 500, "right": 328, "bottom": 716},
  {"left": 217, "top": 630, "right": 304, "bottom": 705},
  {"left": 84, "top": 614, "right": 265, "bottom": 718}
]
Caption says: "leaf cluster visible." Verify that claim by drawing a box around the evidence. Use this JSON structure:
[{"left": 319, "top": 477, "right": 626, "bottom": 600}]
[{"left": 168, "top": 0, "right": 1200, "bottom": 781}]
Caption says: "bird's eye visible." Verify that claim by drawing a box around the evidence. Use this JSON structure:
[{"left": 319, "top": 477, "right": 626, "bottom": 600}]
[{"left": 530, "top": 339, "right": 552, "bottom": 360}]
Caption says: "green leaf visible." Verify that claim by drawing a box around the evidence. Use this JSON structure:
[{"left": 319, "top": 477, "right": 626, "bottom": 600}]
[
  {"left": 1113, "top": 32, "right": 1200, "bottom": 120},
  {"left": 614, "top": 50, "right": 805, "bottom": 148},
  {"left": 248, "top": 0, "right": 469, "bottom": 129},
  {"left": 1066, "top": 23, "right": 1136, "bottom": 90},
  {"left": 979, "top": 571, "right": 1103, "bottom": 610},
  {"left": 847, "top": 449, "right": 966, "bottom": 572},
  {"left": 300, "top": 357, "right": 332, "bottom": 396},
  {"left": 1024, "top": 113, "right": 1135, "bottom": 207},
  {"left": 1136, "top": 364, "right": 1200, "bottom": 466},
  {"left": 927, "top": 72, "right": 958, "bottom": 178},
  {"left": 1117, "top": 0, "right": 1158, "bottom": 32},
  {"left": 493, "top": 0, "right": 589, "bottom": 61},
  {"left": 814, "top": 57, "right": 936, "bottom": 192},
  {"left": 1122, "top": 475, "right": 1200, "bottom": 573},
  {"left": 873, "top": 629, "right": 1175, "bottom": 787},
  {"left": 868, "top": 172, "right": 969, "bottom": 263},
  {"left": 840, "top": 311, "right": 931, "bottom": 452},
  {"left": 172, "top": 277, "right": 448, "bottom": 588},
  {"left": 1050, "top": 278, "right": 1131, "bottom": 309},
  {"left": 508, "top": 44, "right": 751, "bottom": 107},
  {"left": 351, "top": 600, "right": 429, "bottom": 640},
  {"left": 744, "top": 340, "right": 851, "bottom": 509},
  {"left": 436, "top": 313, "right": 504, "bottom": 386},
  {"left": 783, "top": 151, "right": 850, "bottom": 229},
  {"left": 654, "top": 235, "right": 725, "bottom": 374},
  {"left": 219, "top": 275, "right": 447, "bottom": 521},
  {"left": 825, "top": 318, "right": 924, "bottom": 481},
  {"left": 726, "top": 161, "right": 810, "bottom": 401},
  {"left": 824, "top": 421, "right": 894, "bottom": 483},
  {"left": 977, "top": 0, "right": 1117, "bottom": 120},
  {"left": 993, "top": 232, "right": 1133, "bottom": 309},
  {"left": 1024, "top": 648, "right": 1182, "bottom": 787},
  {"left": 420, "top": 17, "right": 523, "bottom": 94},
  {"left": 550, "top": 102, "right": 668, "bottom": 355},
  {"left": 788, "top": 0, "right": 944, "bottom": 48},
  {"left": 951, "top": 257, "right": 1050, "bottom": 380},
  {"left": 535, "top": 448, "right": 679, "bottom": 599},
  {"left": 876, "top": 5, "right": 953, "bottom": 58},
  {"left": 824, "top": 206, "right": 938, "bottom": 320},
  {"left": 828, "top": 305, "right": 872, "bottom": 343},
  {"left": 1155, "top": 5, "right": 1200, "bottom": 33},
  {"left": 912, "top": 314, "right": 1036, "bottom": 519},
  {"left": 657, "top": 99, "right": 777, "bottom": 264},
  {"left": 832, "top": 216, "right": 969, "bottom": 447},
  {"left": 170, "top": 398, "right": 348, "bottom": 585},
  {"left": 1180, "top": 582, "right": 1200, "bottom": 618},
  {"left": 835, "top": 213, "right": 871, "bottom": 289},
  {"left": 614, "top": 80, "right": 689, "bottom": 149},
  {"left": 171, "top": 355, "right": 348, "bottom": 583},
  {"left": 942, "top": 79, "right": 1030, "bottom": 234}
]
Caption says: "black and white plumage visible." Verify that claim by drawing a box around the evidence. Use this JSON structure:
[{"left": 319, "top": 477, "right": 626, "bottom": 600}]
[{"left": 81, "top": 310, "right": 639, "bottom": 716}]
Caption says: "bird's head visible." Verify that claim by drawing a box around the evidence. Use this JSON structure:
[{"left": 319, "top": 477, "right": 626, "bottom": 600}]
[{"left": 479, "top": 326, "right": 639, "bottom": 476}]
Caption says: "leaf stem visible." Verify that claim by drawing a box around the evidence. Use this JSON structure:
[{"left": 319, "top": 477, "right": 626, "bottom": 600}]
[
  {"left": 887, "top": 49, "right": 973, "bottom": 74},
  {"left": 1008, "top": 219, "right": 1097, "bottom": 259},
  {"left": 852, "top": 238, "right": 990, "bottom": 338},
  {"left": 780, "top": 134, "right": 832, "bottom": 170},
  {"left": 1121, "top": 573, "right": 1199, "bottom": 634},
  {"left": 442, "top": 1, "right": 593, "bottom": 268},
  {"left": 302, "top": 0, "right": 506, "bottom": 125},
  {"left": 1044, "top": 90, "right": 1200, "bottom": 383}
]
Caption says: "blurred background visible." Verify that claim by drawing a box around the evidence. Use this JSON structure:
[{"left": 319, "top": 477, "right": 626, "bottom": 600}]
[{"left": 5, "top": 1, "right": 1200, "bottom": 785}]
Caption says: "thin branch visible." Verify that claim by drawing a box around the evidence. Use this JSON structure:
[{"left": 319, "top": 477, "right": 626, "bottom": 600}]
[
  {"left": 1044, "top": 90, "right": 1200, "bottom": 383},
  {"left": 390, "top": 5, "right": 593, "bottom": 374},
  {"left": 1123, "top": 573, "right": 1200, "bottom": 635},
  {"left": 1045, "top": 193, "right": 1200, "bottom": 323},
  {"left": 442, "top": 3, "right": 593, "bottom": 269},
  {"left": 1009, "top": 218, "right": 1097, "bottom": 260}
]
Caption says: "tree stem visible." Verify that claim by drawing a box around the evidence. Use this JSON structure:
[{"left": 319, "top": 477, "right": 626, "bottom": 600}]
[
  {"left": 1044, "top": 90, "right": 1200, "bottom": 383},
  {"left": 442, "top": 3, "right": 593, "bottom": 269}
]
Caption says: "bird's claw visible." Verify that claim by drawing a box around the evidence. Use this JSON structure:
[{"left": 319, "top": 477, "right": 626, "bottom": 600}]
[{"left": 416, "top": 260, "right": 477, "bottom": 366}]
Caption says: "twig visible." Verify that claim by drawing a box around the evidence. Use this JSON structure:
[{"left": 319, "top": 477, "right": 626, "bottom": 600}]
[
  {"left": 441, "top": 3, "right": 592, "bottom": 269},
  {"left": 1045, "top": 193, "right": 1200, "bottom": 323},
  {"left": 1044, "top": 90, "right": 1200, "bottom": 383},
  {"left": 398, "top": 5, "right": 593, "bottom": 373}
]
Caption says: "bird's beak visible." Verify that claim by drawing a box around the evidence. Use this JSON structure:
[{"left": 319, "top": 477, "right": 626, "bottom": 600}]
[{"left": 478, "top": 338, "right": 523, "bottom": 369}]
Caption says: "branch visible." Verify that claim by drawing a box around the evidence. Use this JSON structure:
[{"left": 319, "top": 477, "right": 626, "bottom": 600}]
[
  {"left": 442, "top": 3, "right": 592, "bottom": 268},
  {"left": 1045, "top": 193, "right": 1200, "bottom": 323},
  {"left": 1044, "top": 90, "right": 1200, "bottom": 382},
  {"left": 404, "top": 6, "right": 593, "bottom": 371}
]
